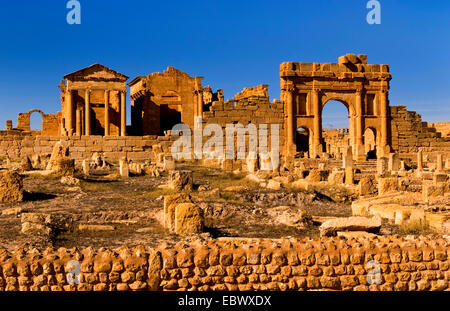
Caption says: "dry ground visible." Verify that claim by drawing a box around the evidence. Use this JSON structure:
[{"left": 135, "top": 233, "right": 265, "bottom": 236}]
[{"left": 0, "top": 163, "right": 409, "bottom": 252}]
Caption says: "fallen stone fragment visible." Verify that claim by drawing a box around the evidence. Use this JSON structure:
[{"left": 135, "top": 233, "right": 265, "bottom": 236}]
[
  {"left": 0, "top": 170, "right": 24, "bottom": 203},
  {"left": 78, "top": 224, "right": 115, "bottom": 231},
  {"left": 319, "top": 216, "right": 382, "bottom": 237}
]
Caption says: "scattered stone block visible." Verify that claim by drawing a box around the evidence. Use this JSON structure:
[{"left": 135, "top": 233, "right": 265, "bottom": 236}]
[
  {"left": 164, "top": 194, "right": 192, "bottom": 231},
  {"left": 328, "top": 169, "right": 345, "bottom": 185},
  {"left": 174, "top": 203, "right": 204, "bottom": 235},
  {"left": 46, "top": 142, "right": 69, "bottom": 171},
  {"left": 2, "top": 207, "right": 24, "bottom": 216},
  {"left": 54, "top": 158, "right": 75, "bottom": 176},
  {"left": 422, "top": 182, "right": 445, "bottom": 201},
  {"left": 119, "top": 157, "right": 129, "bottom": 178},
  {"left": 358, "top": 177, "right": 376, "bottom": 196},
  {"left": 82, "top": 159, "right": 90, "bottom": 176},
  {"left": 319, "top": 216, "right": 381, "bottom": 237},
  {"left": 78, "top": 224, "right": 115, "bottom": 231},
  {"left": 0, "top": 170, "right": 24, "bottom": 203},
  {"left": 168, "top": 170, "right": 193, "bottom": 191},
  {"left": 60, "top": 176, "right": 80, "bottom": 186},
  {"left": 378, "top": 177, "right": 399, "bottom": 195},
  {"left": 266, "top": 179, "right": 281, "bottom": 190},
  {"left": 21, "top": 156, "right": 32, "bottom": 171},
  {"left": 345, "top": 167, "right": 354, "bottom": 185},
  {"left": 163, "top": 156, "right": 175, "bottom": 171}
]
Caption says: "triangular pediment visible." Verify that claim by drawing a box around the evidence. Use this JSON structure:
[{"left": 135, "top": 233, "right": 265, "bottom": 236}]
[{"left": 64, "top": 63, "right": 129, "bottom": 82}]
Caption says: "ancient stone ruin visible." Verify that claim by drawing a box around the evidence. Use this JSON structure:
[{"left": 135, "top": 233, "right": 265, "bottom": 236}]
[{"left": 0, "top": 54, "right": 448, "bottom": 292}]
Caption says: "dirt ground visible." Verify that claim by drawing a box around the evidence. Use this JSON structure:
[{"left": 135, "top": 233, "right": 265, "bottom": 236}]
[{"left": 0, "top": 164, "right": 407, "bottom": 252}]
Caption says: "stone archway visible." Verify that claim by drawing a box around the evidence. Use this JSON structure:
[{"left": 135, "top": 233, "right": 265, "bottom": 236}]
[
  {"left": 17, "top": 109, "right": 45, "bottom": 132},
  {"left": 281, "top": 53, "right": 392, "bottom": 160}
]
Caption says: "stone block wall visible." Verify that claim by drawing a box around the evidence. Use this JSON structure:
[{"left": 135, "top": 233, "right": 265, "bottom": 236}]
[
  {"left": 431, "top": 122, "right": 450, "bottom": 138},
  {"left": 203, "top": 93, "right": 285, "bottom": 157},
  {"left": 0, "top": 132, "right": 178, "bottom": 163},
  {"left": 390, "top": 106, "right": 450, "bottom": 160},
  {"left": 0, "top": 236, "right": 448, "bottom": 291}
]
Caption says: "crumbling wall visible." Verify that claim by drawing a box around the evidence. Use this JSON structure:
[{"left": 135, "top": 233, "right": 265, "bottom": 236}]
[
  {"left": 431, "top": 122, "right": 450, "bottom": 137},
  {"left": 202, "top": 85, "right": 285, "bottom": 161},
  {"left": 0, "top": 236, "right": 448, "bottom": 291},
  {"left": 15, "top": 110, "right": 60, "bottom": 136},
  {"left": 0, "top": 132, "right": 178, "bottom": 163},
  {"left": 390, "top": 106, "right": 450, "bottom": 160}
]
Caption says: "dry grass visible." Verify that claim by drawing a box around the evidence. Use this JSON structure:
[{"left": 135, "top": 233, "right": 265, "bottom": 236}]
[{"left": 398, "top": 220, "right": 433, "bottom": 235}]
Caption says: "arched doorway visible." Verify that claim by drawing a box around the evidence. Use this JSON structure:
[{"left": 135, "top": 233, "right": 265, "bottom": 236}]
[
  {"left": 321, "top": 100, "right": 351, "bottom": 158},
  {"left": 364, "top": 127, "right": 377, "bottom": 159},
  {"left": 296, "top": 127, "right": 310, "bottom": 156},
  {"left": 29, "top": 109, "right": 44, "bottom": 134}
]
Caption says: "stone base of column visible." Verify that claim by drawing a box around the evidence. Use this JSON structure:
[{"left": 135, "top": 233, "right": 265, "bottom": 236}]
[
  {"left": 285, "top": 143, "right": 296, "bottom": 157},
  {"left": 355, "top": 144, "right": 366, "bottom": 161},
  {"left": 311, "top": 144, "right": 322, "bottom": 159}
]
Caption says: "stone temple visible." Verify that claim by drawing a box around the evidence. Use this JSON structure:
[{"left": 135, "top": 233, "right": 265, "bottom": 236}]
[
  {"left": 6, "top": 54, "right": 449, "bottom": 165},
  {"left": 0, "top": 54, "right": 449, "bottom": 292}
]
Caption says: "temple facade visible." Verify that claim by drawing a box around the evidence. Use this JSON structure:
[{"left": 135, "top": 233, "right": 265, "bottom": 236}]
[{"left": 59, "top": 64, "right": 129, "bottom": 137}]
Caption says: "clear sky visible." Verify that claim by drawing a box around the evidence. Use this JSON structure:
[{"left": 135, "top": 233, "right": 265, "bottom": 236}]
[{"left": 0, "top": 0, "right": 449, "bottom": 130}]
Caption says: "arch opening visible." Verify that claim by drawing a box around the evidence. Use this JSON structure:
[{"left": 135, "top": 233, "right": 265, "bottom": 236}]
[
  {"left": 364, "top": 127, "right": 377, "bottom": 159},
  {"left": 296, "top": 127, "right": 310, "bottom": 156},
  {"left": 321, "top": 100, "right": 350, "bottom": 158},
  {"left": 29, "top": 111, "right": 43, "bottom": 132}
]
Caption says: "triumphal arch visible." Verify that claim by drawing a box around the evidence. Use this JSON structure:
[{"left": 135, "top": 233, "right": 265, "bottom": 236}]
[{"left": 280, "top": 54, "right": 392, "bottom": 160}]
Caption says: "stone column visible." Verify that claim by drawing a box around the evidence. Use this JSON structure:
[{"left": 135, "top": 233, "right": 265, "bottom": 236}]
[
  {"left": 120, "top": 91, "right": 127, "bottom": 136},
  {"left": 197, "top": 89, "right": 204, "bottom": 117},
  {"left": 355, "top": 90, "right": 365, "bottom": 160},
  {"left": 379, "top": 90, "right": 389, "bottom": 156},
  {"left": 66, "top": 90, "right": 74, "bottom": 136},
  {"left": 436, "top": 153, "right": 443, "bottom": 172},
  {"left": 312, "top": 89, "right": 321, "bottom": 158},
  {"left": 75, "top": 108, "right": 82, "bottom": 136},
  {"left": 417, "top": 149, "right": 423, "bottom": 171},
  {"left": 193, "top": 90, "right": 198, "bottom": 117},
  {"left": 85, "top": 89, "right": 91, "bottom": 136},
  {"left": 285, "top": 86, "right": 295, "bottom": 155},
  {"left": 104, "top": 90, "right": 110, "bottom": 136}
]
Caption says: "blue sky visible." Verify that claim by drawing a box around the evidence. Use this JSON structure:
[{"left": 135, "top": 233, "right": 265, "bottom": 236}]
[{"left": 0, "top": 0, "right": 449, "bottom": 129}]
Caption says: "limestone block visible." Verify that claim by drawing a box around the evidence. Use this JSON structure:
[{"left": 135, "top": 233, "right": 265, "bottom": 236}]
[
  {"left": 46, "top": 142, "right": 69, "bottom": 171},
  {"left": 378, "top": 177, "right": 398, "bottom": 195},
  {"left": 163, "top": 156, "right": 175, "bottom": 171},
  {"left": 168, "top": 170, "right": 193, "bottom": 191},
  {"left": 345, "top": 167, "right": 354, "bottom": 185},
  {"left": 174, "top": 203, "right": 204, "bottom": 235},
  {"left": 307, "top": 169, "right": 329, "bottom": 182},
  {"left": 82, "top": 159, "right": 90, "bottom": 176},
  {"left": 0, "top": 170, "right": 24, "bottom": 203},
  {"left": 422, "top": 183, "right": 445, "bottom": 201},
  {"left": 266, "top": 180, "right": 281, "bottom": 190},
  {"left": 119, "top": 157, "right": 129, "bottom": 178},
  {"left": 358, "top": 177, "right": 376, "bottom": 196},
  {"left": 54, "top": 158, "right": 75, "bottom": 176},
  {"left": 164, "top": 194, "right": 192, "bottom": 231},
  {"left": 319, "top": 216, "right": 381, "bottom": 237},
  {"left": 328, "top": 170, "right": 345, "bottom": 185}
]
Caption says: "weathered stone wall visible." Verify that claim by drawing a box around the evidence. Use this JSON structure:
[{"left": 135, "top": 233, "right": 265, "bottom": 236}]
[
  {"left": 431, "top": 122, "right": 450, "bottom": 137},
  {"left": 0, "top": 132, "right": 177, "bottom": 163},
  {"left": 0, "top": 236, "right": 448, "bottom": 291},
  {"left": 16, "top": 110, "right": 60, "bottom": 136},
  {"left": 390, "top": 106, "right": 450, "bottom": 161},
  {"left": 203, "top": 86, "right": 285, "bottom": 157}
]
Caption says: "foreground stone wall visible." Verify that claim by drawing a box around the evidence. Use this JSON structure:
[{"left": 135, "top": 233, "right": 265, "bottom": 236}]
[
  {"left": 0, "top": 236, "right": 448, "bottom": 291},
  {"left": 0, "top": 132, "right": 177, "bottom": 163}
]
